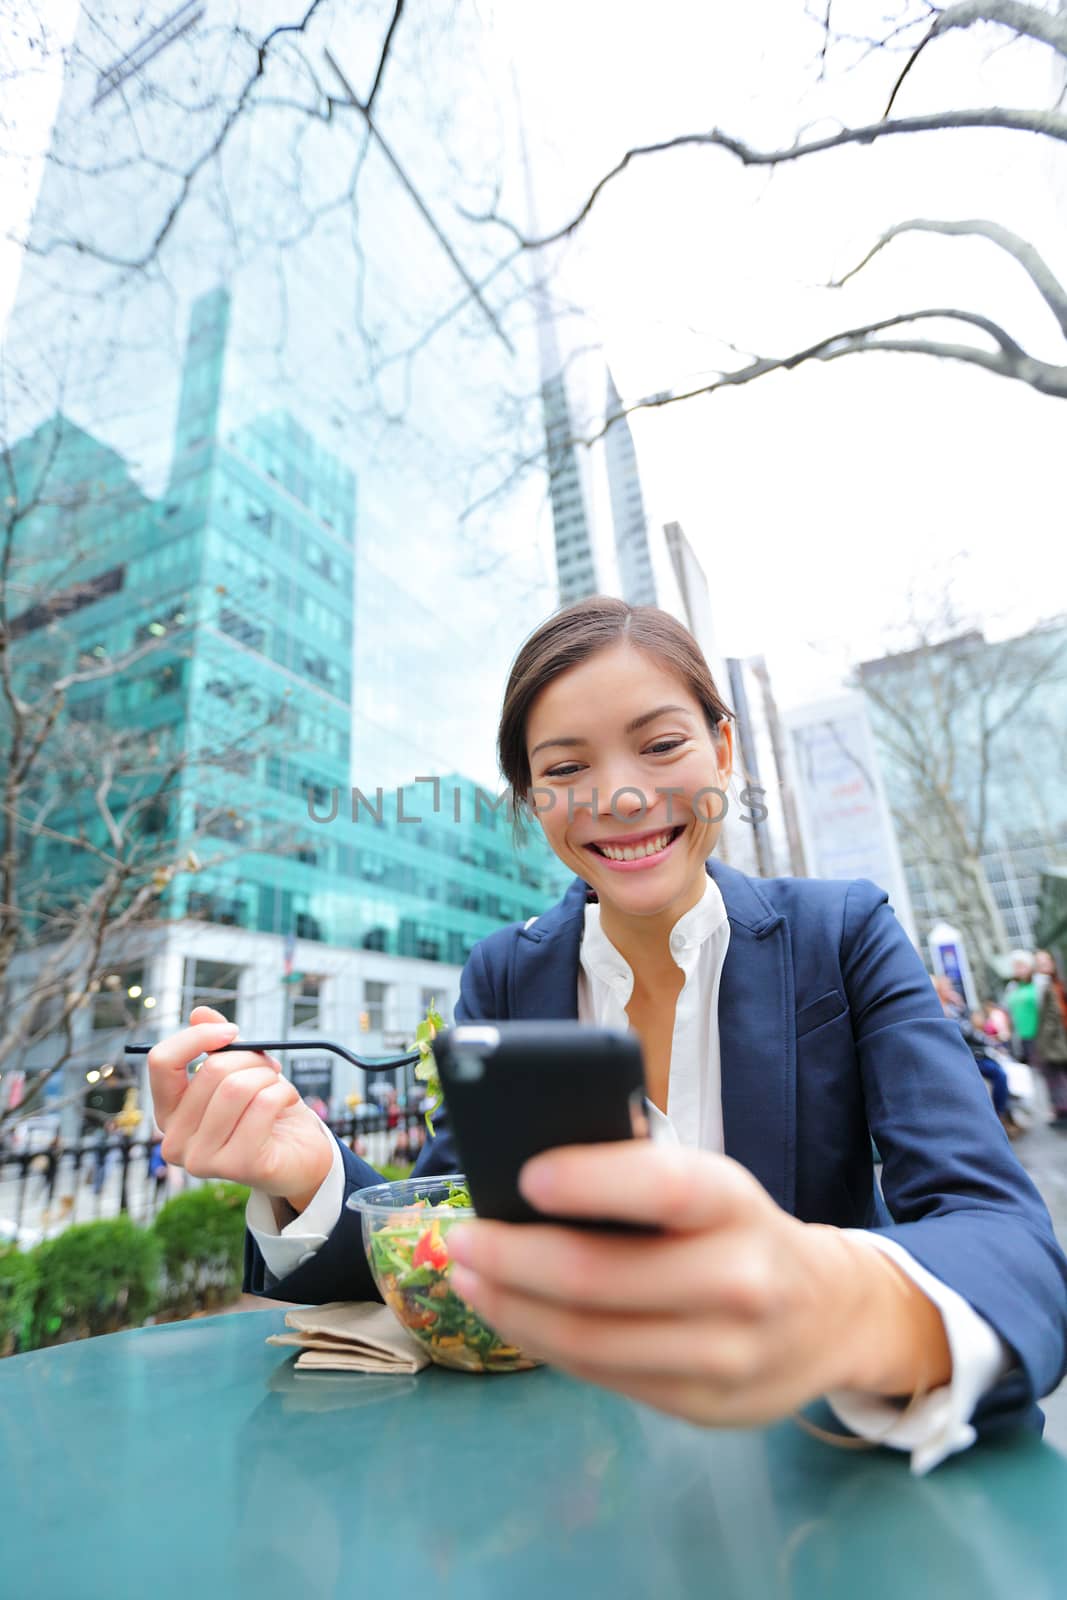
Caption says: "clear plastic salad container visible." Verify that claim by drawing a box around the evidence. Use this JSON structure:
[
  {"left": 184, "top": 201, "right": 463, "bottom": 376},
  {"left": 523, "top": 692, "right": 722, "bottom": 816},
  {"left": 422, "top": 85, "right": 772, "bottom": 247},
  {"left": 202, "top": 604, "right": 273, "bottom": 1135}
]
[{"left": 347, "top": 1175, "right": 540, "bottom": 1374}]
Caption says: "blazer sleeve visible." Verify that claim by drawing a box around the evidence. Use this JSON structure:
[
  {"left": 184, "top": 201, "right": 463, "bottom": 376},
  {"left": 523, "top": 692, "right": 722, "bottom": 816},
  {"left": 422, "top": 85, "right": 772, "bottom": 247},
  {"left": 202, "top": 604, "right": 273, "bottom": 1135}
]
[
  {"left": 242, "top": 938, "right": 502, "bottom": 1302},
  {"left": 844, "top": 878, "right": 1067, "bottom": 1431},
  {"left": 242, "top": 1137, "right": 389, "bottom": 1304}
]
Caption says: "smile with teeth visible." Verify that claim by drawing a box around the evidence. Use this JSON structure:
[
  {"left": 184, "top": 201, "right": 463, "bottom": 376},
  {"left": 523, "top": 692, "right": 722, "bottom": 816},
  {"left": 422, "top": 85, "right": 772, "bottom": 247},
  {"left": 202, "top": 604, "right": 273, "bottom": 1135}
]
[{"left": 589, "top": 826, "right": 684, "bottom": 862}]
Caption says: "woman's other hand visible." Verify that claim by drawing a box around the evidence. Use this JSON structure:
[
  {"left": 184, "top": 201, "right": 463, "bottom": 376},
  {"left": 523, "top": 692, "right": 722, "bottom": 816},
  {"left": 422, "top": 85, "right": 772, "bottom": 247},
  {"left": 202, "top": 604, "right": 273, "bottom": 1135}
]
[{"left": 147, "top": 1006, "right": 334, "bottom": 1212}]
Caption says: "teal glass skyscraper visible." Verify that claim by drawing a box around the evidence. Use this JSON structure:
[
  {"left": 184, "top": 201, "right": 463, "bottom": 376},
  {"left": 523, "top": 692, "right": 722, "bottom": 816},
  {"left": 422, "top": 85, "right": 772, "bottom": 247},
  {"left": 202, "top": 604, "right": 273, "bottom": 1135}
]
[{"left": 2, "top": 3, "right": 569, "bottom": 1117}]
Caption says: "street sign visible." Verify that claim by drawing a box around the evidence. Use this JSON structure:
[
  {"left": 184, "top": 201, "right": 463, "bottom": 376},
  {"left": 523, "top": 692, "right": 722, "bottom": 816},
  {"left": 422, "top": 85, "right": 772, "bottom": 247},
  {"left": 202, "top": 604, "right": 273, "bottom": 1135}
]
[{"left": 928, "top": 920, "right": 979, "bottom": 1013}]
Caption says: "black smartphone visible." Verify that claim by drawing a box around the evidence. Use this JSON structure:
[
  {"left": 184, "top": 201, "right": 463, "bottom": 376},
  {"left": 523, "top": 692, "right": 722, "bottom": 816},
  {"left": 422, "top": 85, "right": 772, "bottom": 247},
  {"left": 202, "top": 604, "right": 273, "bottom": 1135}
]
[{"left": 431, "top": 1020, "right": 650, "bottom": 1225}]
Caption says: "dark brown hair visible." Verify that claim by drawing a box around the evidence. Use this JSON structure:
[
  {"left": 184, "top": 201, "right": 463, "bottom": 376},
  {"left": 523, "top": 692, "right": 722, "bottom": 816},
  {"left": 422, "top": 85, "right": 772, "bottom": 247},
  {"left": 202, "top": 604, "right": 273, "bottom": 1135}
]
[{"left": 497, "top": 596, "right": 733, "bottom": 844}]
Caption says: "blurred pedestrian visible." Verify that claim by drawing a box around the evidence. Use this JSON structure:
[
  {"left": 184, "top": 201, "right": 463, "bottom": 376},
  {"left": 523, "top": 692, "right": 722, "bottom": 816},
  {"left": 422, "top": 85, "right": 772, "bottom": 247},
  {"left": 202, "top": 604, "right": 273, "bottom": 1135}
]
[
  {"left": 980, "top": 1001, "right": 1013, "bottom": 1049},
  {"left": 932, "top": 975, "right": 966, "bottom": 1022},
  {"left": 1003, "top": 952, "right": 1040, "bottom": 1065},
  {"left": 933, "top": 978, "right": 1020, "bottom": 1138},
  {"left": 148, "top": 1126, "right": 168, "bottom": 1202},
  {"left": 35, "top": 1131, "right": 63, "bottom": 1205},
  {"left": 1033, "top": 950, "right": 1067, "bottom": 1126},
  {"left": 92, "top": 1120, "right": 117, "bottom": 1196}
]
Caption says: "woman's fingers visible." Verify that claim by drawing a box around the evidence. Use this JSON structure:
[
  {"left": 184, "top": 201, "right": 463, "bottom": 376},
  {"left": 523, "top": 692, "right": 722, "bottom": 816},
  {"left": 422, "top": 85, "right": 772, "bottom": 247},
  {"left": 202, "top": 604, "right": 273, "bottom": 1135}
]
[
  {"left": 162, "top": 1046, "right": 283, "bottom": 1154},
  {"left": 449, "top": 1266, "right": 760, "bottom": 1386},
  {"left": 518, "top": 1141, "right": 763, "bottom": 1232},
  {"left": 189, "top": 1005, "right": 230, "bottom": 1026},
  {"left": 211, "top": 1079, "right": 302, "bottom": 1184},
  {"left": 147, "top": 1019, "right": 238, "bottom": 1125},
  {"left": 179, "top": 1066, "right": 284, "bottom": 1173},
  {"left": 448, "top": 1220, "right": 779, "bottom": 1320}
]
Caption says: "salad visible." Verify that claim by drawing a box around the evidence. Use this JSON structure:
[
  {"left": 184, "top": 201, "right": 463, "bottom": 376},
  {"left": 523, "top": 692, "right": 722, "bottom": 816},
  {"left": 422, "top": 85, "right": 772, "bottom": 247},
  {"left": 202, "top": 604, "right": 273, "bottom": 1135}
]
[
  {"left": 410, "top": 998, "right": 446, "bottom": 1134},
  {"left": 367, "top": 1183, "right": 538, "bottom": 1374}
]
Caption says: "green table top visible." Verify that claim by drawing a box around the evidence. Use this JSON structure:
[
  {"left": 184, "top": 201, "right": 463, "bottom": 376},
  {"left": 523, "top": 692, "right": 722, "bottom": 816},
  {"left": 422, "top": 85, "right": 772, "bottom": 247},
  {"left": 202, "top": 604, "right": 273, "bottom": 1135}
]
[{"left": 2, "top": 1307, "right": 1065, "bottom": 1600}]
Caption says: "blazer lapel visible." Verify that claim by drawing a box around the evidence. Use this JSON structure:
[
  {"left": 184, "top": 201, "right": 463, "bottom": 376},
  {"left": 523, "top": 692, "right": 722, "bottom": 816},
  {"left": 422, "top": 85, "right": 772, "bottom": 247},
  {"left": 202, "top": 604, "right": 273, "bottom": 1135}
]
[
  {"left": 509, "top": 876, "right": 586, "bottom": 1020},
  {"left": 709, "top": 861, "right": 797, "bottom": 1215}
]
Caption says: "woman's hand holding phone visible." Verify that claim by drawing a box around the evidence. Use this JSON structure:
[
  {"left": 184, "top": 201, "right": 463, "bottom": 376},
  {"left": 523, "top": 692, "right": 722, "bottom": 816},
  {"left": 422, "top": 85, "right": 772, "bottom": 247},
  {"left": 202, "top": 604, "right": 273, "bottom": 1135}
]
[
  {"left": 445, "top": 1140, "right": 952, "bottom": 1425},
  {"left": 147, "top": 1005, "right": 334, "bottom": 1213}
]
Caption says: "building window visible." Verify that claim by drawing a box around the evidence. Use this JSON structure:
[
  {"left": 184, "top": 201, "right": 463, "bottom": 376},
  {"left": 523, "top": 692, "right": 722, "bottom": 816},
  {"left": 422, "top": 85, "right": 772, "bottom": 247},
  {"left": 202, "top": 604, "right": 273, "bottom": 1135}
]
[
  {"left": 186, "top": 891, "right": 247, "bottom": 927},
  {"left": 219, "top": 608, "right": 266, "bottom": 652},
  {"left": 363, "top": 980, "right": 387, "bottom": 1031},
  {"left": 294, "top": 911, "right": 321, "bottom": 941},
  {"left": 135, "top": 602, "right": 188, "bottom": 646},
  {"left": 9, "top": 565, "right": 125, "bottom": 639},
  {"left": 92, "top": 965, "right": 149, "bottom": 1032},
  {"left": 286, "top": 974, "right": 323, "bottom": 1031},
  {"left": 181, "top": 958, "right": 243, "bottom": 1024},
  {"left": 70, "top": 691, "right": 108, "bottom": 723}
]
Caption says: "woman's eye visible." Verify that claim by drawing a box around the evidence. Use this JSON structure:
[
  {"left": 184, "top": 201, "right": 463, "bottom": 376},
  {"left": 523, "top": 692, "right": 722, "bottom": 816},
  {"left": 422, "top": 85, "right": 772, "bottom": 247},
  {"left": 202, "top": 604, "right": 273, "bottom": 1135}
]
[{"left": 544, "top": 741, "right": 685, "bottom": 778}]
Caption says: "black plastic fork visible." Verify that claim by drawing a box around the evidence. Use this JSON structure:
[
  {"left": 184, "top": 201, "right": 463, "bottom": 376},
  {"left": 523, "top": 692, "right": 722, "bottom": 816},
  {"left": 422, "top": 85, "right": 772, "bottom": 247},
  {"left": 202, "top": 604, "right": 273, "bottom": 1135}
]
[{"left": 124, "top": 1040, "right": 424, "bottom": 1073}]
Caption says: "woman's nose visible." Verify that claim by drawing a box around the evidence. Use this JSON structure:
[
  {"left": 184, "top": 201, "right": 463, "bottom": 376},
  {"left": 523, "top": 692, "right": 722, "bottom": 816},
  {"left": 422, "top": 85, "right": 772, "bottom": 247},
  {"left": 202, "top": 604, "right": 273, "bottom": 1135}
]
[{"left": 595, "top": 767, "right": 653, "bottom": 821}]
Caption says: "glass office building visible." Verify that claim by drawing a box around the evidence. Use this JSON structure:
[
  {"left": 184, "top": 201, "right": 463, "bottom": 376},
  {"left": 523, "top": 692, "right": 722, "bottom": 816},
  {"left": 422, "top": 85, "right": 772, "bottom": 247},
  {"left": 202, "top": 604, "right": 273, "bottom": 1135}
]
[
  {"left": 2, "top": 3, "right": 570, "bottom": 1115},
  {"left": 603, "top": 369, "right": 657, "bottom": 608},
  {"left": 857, "top": 622, "right": 1067, "bottom": 965}
]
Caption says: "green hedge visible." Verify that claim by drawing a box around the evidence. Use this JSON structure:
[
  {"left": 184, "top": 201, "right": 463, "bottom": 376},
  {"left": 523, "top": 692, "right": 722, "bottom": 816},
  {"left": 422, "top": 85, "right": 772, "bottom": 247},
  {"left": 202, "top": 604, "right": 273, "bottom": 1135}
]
[
  {"left": 30, "top": 1216, "right": 161, "bottom": 1348},
  {"left": 0, "top": 1181, "right": 251, "bottom": 1355},
  {"left": 153, "top": 1182, "right": 249, "bottom": 1316},
  {"left": 0, "top": 1244, "right": 39, "bottom": 1357}
]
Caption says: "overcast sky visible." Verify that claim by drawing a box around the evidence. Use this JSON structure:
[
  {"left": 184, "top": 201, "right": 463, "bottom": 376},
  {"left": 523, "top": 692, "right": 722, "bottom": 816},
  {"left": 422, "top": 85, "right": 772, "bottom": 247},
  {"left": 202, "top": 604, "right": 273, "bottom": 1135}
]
[
  {"left": 501, "top": 0, "right": 1067, "bottom": 705},
  {"left": 3, "top": 0, "right": 1064, "bottom": 711}
]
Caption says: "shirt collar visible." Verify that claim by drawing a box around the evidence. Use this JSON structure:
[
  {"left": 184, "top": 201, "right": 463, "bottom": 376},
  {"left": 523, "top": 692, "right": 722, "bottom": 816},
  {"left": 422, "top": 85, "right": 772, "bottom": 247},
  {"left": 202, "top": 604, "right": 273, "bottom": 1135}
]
[{"left": 580, "top": 871, "right": 729, "bottom": 987}]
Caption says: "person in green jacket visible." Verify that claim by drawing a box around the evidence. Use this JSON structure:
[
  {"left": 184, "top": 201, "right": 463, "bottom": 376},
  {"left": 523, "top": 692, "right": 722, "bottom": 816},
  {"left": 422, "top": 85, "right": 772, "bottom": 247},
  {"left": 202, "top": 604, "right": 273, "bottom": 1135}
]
[{"left": 1004, "top": 952, "right": 1040, "bottom": 1065}]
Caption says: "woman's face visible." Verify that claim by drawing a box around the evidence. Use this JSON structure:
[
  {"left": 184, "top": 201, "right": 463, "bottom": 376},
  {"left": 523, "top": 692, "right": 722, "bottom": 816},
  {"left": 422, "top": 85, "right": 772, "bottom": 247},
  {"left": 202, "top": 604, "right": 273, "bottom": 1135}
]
[
  {"left": 1036, "top": 950, "right": 1055, "bottom": 976},
  {"left": 523, "top": 641, "right": 732, "bottom": 917}
]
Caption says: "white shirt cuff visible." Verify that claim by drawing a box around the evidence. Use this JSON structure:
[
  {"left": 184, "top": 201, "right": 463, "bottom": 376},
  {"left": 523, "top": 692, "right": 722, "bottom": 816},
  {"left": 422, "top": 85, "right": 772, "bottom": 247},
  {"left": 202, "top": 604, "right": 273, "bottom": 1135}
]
[
  {"left": 245, "top": 1127, "right": 346, "bottom": 1282},
  {"left": 825, "top": 1231, "right": 1012, "bottom": 1476}
]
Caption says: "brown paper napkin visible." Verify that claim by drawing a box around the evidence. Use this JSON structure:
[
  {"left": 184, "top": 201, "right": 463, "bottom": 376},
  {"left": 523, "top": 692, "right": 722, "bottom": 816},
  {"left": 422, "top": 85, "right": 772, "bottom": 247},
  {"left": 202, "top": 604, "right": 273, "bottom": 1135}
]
[{"left": 266, "top": 1301, "right": 431, "bottom": 1373}]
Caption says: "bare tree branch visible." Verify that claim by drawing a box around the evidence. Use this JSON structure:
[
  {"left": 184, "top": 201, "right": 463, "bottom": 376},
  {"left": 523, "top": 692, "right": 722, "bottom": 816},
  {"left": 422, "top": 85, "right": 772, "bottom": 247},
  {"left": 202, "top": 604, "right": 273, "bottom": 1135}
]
[
  {"left": 831, "top": 218, "right": 1067, "bottom": 339},
  {"left": 586, "top": 309, "right": 1065, "bottom": 430},
  {"left": 365, "top": 0, "right": 405, "bottom": 117},
  {"left": 886, "top": 2, "right": 1067, "bottom": 117},
  {"left": 323, "top": 46, "right": 515, "bottom": 355},
  {"left": 476, "top": 111, "right": 1067, "bottom": 253}
]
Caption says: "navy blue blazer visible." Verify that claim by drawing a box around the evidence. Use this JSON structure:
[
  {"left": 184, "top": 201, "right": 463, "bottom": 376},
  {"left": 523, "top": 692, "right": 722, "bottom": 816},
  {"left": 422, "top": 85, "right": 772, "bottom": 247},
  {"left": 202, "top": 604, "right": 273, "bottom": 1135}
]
[{"left": 245, "top": 859, "right": 1067, "bottom": 1434}]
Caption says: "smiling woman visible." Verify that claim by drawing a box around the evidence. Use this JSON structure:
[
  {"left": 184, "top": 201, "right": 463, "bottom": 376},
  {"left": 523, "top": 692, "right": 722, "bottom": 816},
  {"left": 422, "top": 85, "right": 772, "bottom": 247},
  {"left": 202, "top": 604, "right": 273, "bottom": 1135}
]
[
  {"left": 149, "top": 595, "right": 1067, "bottom": 1477},
  {"left": 502, "top": 604, "right": 732, "bottom": 937}
]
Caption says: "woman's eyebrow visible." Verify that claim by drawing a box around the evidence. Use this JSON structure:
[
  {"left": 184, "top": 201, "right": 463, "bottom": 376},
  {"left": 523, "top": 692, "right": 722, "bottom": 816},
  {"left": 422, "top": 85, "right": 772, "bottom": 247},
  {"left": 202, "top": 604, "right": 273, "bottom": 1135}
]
[{"left": 530, "top": 704, "right": 692, "bottom": 759}]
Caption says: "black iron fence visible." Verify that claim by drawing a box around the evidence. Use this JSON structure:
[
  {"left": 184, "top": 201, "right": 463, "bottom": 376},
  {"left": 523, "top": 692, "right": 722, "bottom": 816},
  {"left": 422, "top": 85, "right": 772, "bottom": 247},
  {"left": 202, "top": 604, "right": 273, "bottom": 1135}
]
[{"left": 0, "top": 1108, "right": 432, "bottom": 1240}]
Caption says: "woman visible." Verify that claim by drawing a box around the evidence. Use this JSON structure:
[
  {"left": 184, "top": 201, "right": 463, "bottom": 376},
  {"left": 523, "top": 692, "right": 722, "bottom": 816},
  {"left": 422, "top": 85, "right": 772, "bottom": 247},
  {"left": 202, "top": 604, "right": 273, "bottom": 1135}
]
[
  {"left": 147, "top": 599, "right": 1067, "bottom": 1472},
  {"left": 1004, "top": 953, "right": 1041, "bottom": 1064},
  {"left": 1034, "top": 949, "right": 1067, "bottom": 1125}
]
